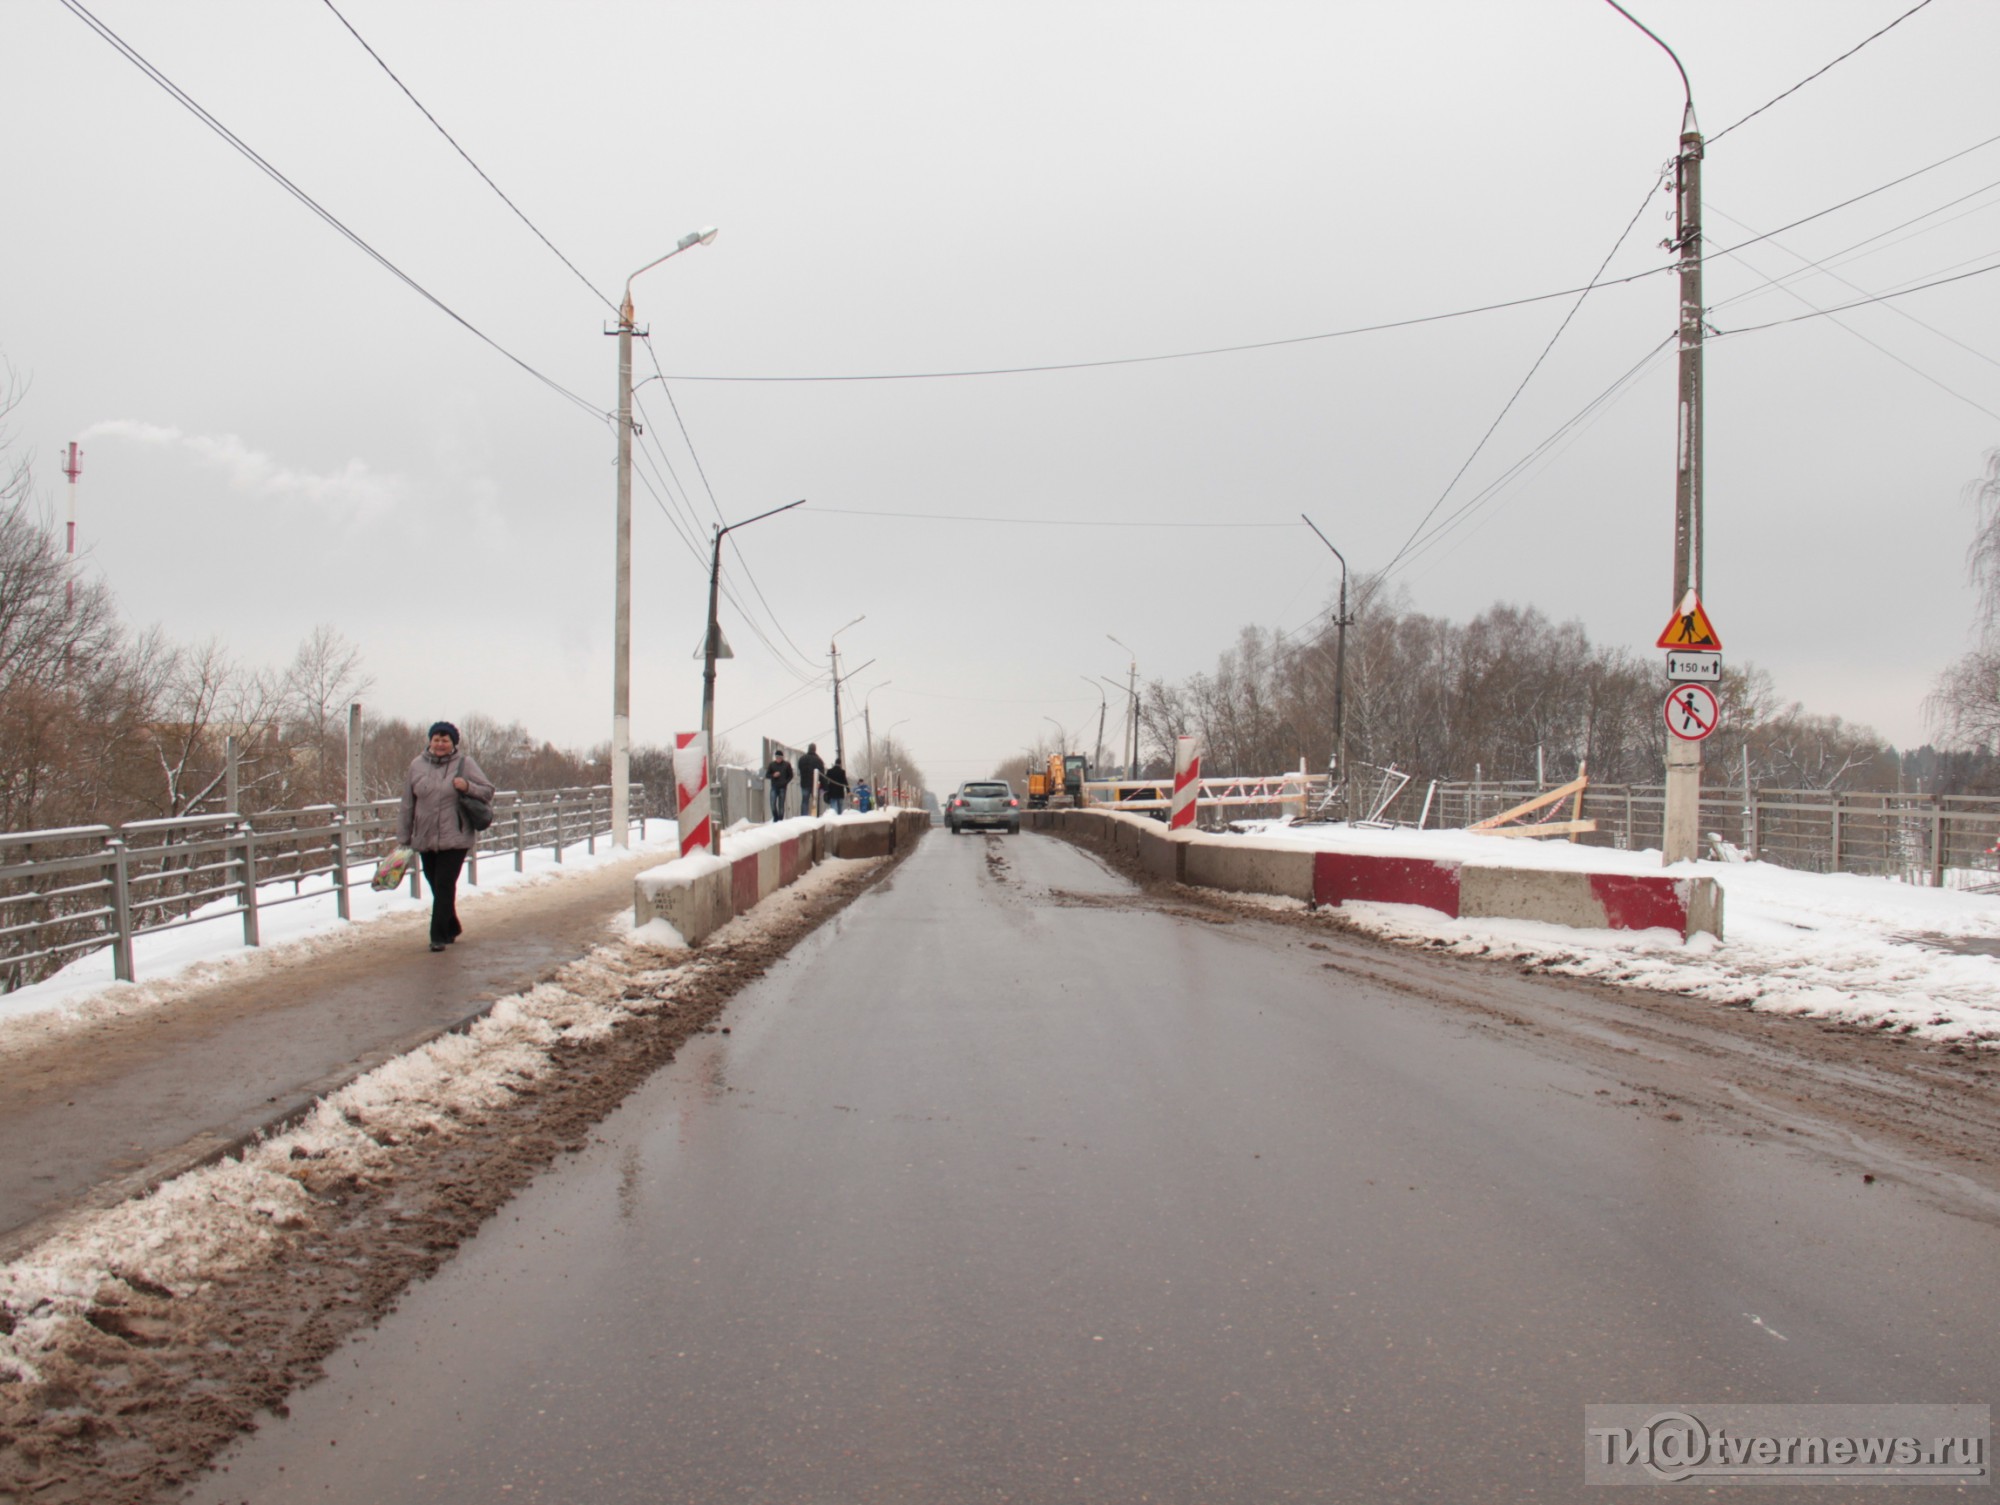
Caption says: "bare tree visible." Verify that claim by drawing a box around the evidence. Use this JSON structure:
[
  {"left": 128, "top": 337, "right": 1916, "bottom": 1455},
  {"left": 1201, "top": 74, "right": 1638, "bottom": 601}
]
[
  {"left": 280, "top": 625, "right": 373, "bottom": 805},
  {"left": 1928, "top": 449, "right": 2000, "bottom": 751}
]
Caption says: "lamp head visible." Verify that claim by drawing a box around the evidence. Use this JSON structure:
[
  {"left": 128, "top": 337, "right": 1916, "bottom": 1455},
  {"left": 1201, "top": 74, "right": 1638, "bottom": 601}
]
[{"left": 678, "top": 226, "right": 720, "bottom": 251}]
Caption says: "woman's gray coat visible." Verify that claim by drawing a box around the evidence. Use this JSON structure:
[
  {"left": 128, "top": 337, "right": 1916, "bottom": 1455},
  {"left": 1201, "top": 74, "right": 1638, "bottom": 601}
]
[{"left": 398, "top": 751, "right": 496, "bottom": 852}]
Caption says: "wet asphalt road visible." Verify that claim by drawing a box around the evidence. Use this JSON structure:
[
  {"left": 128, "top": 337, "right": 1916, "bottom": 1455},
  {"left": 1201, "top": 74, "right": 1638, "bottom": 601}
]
[{"left": 193, "top": 831, "right": 1999, "bottom": 1503}]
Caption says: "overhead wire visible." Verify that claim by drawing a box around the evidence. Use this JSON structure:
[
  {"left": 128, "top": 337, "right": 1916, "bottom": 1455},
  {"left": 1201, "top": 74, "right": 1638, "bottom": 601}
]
[
  {"left": 1707, "top": 130, "right": 2000, "bottom": 264},
  {"left": 57, "top": 0, "right": 607, "bottom": 424},
  {"left": 314, "top": 0, "right": 618, "bottom": 314},
  {"left": 812, "top": 507, "right": 1298, "bottom": 529},
  {"left": 655, "top": 264, "right": 1675, "bottom": 384},
  {"left": 637, "top": 341, "right": 822, "bottom": 673},
  {"left": 1379, "top": 169, "right": 1669, "bottom": 580},
  {"left": 1710, "top": 257, "right": 2000, "bottom": 337},
  {"left": 1709, "top": 0, "right": 1938, "bottom": 146}
]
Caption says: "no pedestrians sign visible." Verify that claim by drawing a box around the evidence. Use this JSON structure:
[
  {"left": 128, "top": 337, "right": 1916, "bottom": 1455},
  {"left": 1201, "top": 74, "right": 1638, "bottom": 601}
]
[{"left": 1664, "top": 683, "right": 1720, "bottom": 742}]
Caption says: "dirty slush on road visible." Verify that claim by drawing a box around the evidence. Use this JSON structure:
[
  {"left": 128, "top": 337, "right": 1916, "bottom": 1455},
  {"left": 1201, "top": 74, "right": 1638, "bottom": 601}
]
[{"left": 0, "top": 856, "right": 896, "bottom": 1505}]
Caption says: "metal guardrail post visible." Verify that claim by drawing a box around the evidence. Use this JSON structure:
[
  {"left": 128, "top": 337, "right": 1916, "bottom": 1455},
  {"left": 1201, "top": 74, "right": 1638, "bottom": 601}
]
[
  {"left": 552, "top": 793, "right": 564, "bottom": 864},
  {"left": 240, "top": 821, "right": 261, "bottom": 948},
  {"left": 333, "top": 813, "right": 351, "bottom": 922},
  {"left": 1748, "top": 788, "right": 1761, "bottom": 861},
  {"left": 587, "top": 789, "right": 598, "bottom": 856},
  {"left": 467, "top": 828, "right": 479, "bottom": 887},
  {"left": 108, "top": 837, "right": 135, "bottom": 982},
  {"left": 1830, "top": 795, "right": 1844, "bottom": 876},
  {"left": 1932, "top": 794, "right": 1947, "bottom": 888},
  {"left": 514, "top": 806, "right": 526, "bottom": 873}
]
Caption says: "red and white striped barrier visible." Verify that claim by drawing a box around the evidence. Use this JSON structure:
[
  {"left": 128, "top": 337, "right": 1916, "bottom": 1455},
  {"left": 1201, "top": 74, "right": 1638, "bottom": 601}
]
[
  {"left": 675, "top": 730, "right": 711, "bottom": 856},
  {"left": 1169, "top": 736, "right": 1200, "bottom": 830}
]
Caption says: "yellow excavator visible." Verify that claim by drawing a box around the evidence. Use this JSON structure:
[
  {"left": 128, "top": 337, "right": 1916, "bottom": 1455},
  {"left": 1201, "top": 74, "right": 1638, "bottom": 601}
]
[{"left": 1027, "top": 753, "right": 1089, "bottom": 808}]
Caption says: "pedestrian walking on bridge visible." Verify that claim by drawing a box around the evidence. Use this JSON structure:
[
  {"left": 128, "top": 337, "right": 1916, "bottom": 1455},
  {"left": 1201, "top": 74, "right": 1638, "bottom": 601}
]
[
  {"left": 796, "top": 742, "right": 825, "bottom": 816},
  {"left": 766, "top": 750, "right": 795, "bottom": 820},
  {"left": 399, "top": 721, "right": 495, "bottom": 953}
]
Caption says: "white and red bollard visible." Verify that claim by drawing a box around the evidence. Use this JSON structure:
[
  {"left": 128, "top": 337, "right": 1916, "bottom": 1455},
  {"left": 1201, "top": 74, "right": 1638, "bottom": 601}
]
[
  {"left": 1169, "top": 735, "right": 1200, "bottom": 830},
  {"left": 675, "top": 731, "right": 712, "bottom": 856}
]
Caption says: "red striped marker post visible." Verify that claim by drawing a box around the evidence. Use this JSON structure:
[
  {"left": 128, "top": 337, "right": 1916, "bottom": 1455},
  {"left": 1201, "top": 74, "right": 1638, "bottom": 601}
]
[
  {"left": 1169, "top": 736, "right": 1200, "bottom": 830},
  {"left": 675, "top": 731, "right": 712, "bottom": 856}
]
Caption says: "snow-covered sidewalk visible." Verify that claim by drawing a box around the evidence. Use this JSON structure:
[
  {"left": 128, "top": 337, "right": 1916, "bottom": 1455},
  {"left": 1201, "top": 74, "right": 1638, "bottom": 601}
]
[{"left": 1226, "top": 820, "right": 2000, "bottom": 1046}]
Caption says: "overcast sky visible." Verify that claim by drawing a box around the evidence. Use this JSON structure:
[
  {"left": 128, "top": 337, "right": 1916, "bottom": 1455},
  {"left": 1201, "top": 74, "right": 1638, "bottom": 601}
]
[{"left": 7, "top": 0, "right": 1998, "bottom": 784}]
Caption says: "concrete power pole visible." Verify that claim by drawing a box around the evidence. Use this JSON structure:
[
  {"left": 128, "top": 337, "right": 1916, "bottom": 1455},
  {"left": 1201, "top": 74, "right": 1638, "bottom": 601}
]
[
  {"left": 1663, "top": 123, "right": 1705, "bottom": 866},
  {"left": 610, "top": 294, "right": 636, "bottom": 850}
]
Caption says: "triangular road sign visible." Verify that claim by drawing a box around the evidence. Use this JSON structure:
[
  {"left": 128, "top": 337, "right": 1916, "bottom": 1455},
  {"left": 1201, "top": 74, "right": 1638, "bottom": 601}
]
[
  {"left": 1655, "top": 589, "right": 1722, "bottom": 651},
  {"left": 693, "top": 624, "right": 735, "bottom": 660}
]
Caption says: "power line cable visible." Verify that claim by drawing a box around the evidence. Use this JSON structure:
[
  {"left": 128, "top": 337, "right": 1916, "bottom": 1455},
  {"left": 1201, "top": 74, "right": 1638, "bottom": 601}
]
[
  {"left": 813, "top": 507, "right": 1298, "bottom": 529},
  {"left": 59, "top": 0, "right": 606, "bottom": 423},
  {"left": 1707, "top": 130, "right": 2000, "bottom": 263},
  {"left": 638, "top": 341, "right": 821, "bottom": 672},
  {"left": 1710, "top": 0, "right": 1938, "bottom": 146},
  {"left": 1717, "top": 244, "right": 2000, "bottom": 423},
  {"left": 1710, "top": 203, "right": 2000, "bottom": 373},
  {"left": 1380, "top": 170, "right": 1667, "bottom": 578},
  {"left": 315, "top": 0, "right": 619, "bottom": 314},
  {"left": 1709, "top": 178, "right": 2000, "bottom": 314},
  {"left": 655, "top": 265, "right": 1675, "bottom": 384},
  {"left": 1710, "top": 257, "right": 2000, "bottom": 336}
]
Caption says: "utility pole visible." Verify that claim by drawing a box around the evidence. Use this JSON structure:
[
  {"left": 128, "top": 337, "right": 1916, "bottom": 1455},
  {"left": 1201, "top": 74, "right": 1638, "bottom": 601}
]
[
  {"left": 1604, "top": 0, "right": 1704, "bottom": 865},
  {"left": 829, "top": 616, "right": 864, "bottom": 769},
  {"left": 60, "top": 443, "right": 82, "bottom": 617},
  {"left": 607, "top": 227, "right": 717, "bottom": 849},
  {"left": 1663, "top": 120, "right": 1705, "bottom": 866},
  {"left": 1083, "top": 675, "right": 1106, "bottom": 773},
  {"left": 700, "top": 500, "right": 806, "bottom": 754},
  {"left": 1301, "top": 517, "right": 1353, "bottom": 816},
  {"left": 1109, "top": 634, "right": 1138, "bottom": 776}
]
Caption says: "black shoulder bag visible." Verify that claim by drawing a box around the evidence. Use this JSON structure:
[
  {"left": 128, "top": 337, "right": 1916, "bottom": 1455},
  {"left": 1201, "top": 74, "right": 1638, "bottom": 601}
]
[{"left": 454, "top": 756, "right": 494, "bottom": 832}]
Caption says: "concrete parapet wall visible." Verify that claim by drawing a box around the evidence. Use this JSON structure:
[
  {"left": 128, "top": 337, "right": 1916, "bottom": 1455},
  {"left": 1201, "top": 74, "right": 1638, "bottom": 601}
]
[
  {"left": 1182, "top": 835, "right": 1307, "bottom": 897},
  {"left": 635, "top": 811, "right": 928, "bottom": 947},
  {"left": 1457, "top": 866, "right": 1722, "bottom": 940},
  {"left": 1312, "top": 851, "right": 1464, "bottom": 916},
  {"left": 1034, "top": 807, "right": 1719, "bottom": 940}
]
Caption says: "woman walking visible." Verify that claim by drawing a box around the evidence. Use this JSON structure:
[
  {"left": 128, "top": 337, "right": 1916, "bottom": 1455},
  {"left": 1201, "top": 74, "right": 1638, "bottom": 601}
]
[{"left": 398, "top": 721, "right": 496, "bottom": 953}]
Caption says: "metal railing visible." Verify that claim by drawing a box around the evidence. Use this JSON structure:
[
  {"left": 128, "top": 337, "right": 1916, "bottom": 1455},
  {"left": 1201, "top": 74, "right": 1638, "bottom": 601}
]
[
  {"left": 1425, "top": 780, "right": 2000, "bottom": 889},
  {"left": 0, "top": 784, "right": 645, "bottom": 993}
]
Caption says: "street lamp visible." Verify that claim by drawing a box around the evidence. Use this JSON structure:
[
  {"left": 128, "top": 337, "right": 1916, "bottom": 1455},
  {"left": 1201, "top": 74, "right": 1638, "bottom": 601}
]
[
  {"left": 1301, "top": 516, "right": 1352, "bottom": 812},
  {"left": 1107, "top": 634, "right": 1138, "bottom": 775},
  {"left": 862, "top": 681, "right": 893, "bottom": 787},
  {"left": 1081, "top": 675, "right": 1106, "bottom": 773},
  {"left": 829, "top": 615, "right": 865, "bottom": 768},
  {"left": 701, "top": 499, "right": 808, "bottom": 853},
  {"left": 610, "top": 224, "right": 718, "bottom": 849}
]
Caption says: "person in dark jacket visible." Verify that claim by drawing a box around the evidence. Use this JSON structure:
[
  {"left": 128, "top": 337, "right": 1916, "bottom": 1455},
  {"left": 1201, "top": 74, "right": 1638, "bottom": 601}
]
[
  {"left": 821, "top": 760, "right": 850, "bottom": 815},
  {"left": 398, "top": 721, "right": 496, "bottom": 952},
  {"left": 766, "top": 751, "right": 795, "bottom": 820},
  {"left": 795, "top": 743, "right": 825, "bottom": 815}
]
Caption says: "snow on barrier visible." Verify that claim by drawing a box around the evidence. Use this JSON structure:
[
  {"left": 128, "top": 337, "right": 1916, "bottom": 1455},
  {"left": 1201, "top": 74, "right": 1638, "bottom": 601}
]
[
  {"left": 675, "top": 731, "right": 711, "bottom": 857},
  {"left": 635, "top": 810, "right": 929, "bottom": 947},
  {"left": 1026, "top": 808, "right": 1721, "bottom": 940}
]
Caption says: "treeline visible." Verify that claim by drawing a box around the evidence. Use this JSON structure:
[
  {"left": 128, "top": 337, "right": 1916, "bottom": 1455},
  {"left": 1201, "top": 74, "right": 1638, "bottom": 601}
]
[
  {"left": 1125, "top": 585, "right": 1985, "bottom": 795},
  {"left": 0, "top": 487, "right": 683, "bottom": 833}
]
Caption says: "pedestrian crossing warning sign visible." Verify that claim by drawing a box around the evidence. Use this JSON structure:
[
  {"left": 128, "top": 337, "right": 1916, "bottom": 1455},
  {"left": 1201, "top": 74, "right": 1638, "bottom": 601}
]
[{"left": 1655, "top": 590, "right": 1722, "bottom": 651}]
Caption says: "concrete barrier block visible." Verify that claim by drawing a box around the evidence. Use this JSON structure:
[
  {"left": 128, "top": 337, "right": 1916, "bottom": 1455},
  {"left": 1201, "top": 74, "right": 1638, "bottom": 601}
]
[
  {"left": 1312, "top": 851, "right": 1462, "bottom": 916},
  {"left": 634, "top": 863, "right": 735, "bottom": 946},
  {"left": 1184, "top": 840, "right": 1314, "bottom": 900},
  {"left": 756, "top": 843, "right": 782, "bottom": 901},
  {"left": 825, "top": 815, "right": 896, "bottom": 859},
  {"left": 730, "top": 852, "right": 761, "bottom": 913},
  {"left": 1459, "top": 866, "right": 1723, "bottom": 940},
  {"left": 1135, "top": 823, "right": 1184, "bottom": 883}
]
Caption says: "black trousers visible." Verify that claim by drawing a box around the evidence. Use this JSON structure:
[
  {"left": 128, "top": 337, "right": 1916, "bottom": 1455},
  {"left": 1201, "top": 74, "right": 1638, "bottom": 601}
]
[{"left": 418, "top": 847, "right": 467, "bottom": 943}]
